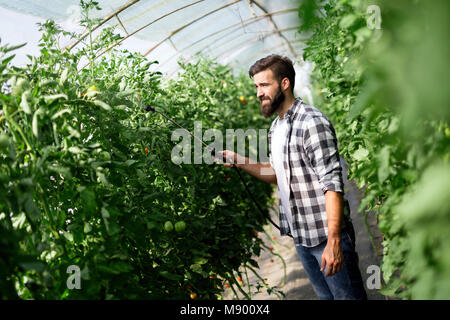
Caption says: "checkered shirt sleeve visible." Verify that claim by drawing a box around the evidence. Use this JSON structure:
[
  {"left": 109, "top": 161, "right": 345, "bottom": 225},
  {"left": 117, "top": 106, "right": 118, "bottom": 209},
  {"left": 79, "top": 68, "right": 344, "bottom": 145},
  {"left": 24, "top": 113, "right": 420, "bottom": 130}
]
[{"left": 302, "top": 115, "right": 344, "bottom": 194}]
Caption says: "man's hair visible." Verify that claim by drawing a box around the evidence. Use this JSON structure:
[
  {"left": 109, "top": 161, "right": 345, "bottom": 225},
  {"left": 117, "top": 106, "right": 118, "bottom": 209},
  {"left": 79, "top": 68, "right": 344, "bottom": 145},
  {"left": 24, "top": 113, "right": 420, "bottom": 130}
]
[{"left": 248, "top": 54, "right": 295, "bottom": 93}]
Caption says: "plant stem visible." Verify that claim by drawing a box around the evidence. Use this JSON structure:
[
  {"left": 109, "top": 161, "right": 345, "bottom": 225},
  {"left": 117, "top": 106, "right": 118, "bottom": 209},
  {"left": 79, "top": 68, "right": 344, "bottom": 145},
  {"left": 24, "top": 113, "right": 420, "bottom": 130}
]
[
  {"left": 231, "top": 273, "right": 251, "bottom": 300},
  {"left": 246, "top": 264, "right": 284, "bottom": 299},
  {"left": 243, "top": 266, "right": 252, "bottom": 298},
  {"left": 2, "top": 102, "right": 36, "bottom": 162},
  {"left": 261, "top": 243, "right": 287, "bottom": 286},
  {"left": 227, "top": 280, "right": 239, "bottom": 300},
  {"left": 37, "top": 183, "right": 59, "bottom": 239}
]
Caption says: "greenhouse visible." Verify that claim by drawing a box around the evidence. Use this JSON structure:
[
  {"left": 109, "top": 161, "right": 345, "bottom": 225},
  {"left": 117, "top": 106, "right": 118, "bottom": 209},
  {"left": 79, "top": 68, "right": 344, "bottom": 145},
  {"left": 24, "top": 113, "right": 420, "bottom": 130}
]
[{"left": 0, "top": 0, "right": 449, "bottom": 304}]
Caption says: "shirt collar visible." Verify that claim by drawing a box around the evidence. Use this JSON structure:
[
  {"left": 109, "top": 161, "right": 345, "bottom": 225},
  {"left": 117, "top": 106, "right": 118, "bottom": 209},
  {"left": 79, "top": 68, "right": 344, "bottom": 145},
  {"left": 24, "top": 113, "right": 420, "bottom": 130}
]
[
  {"left": 278, "top": 97, "right": 303, "bottom": 121},
  {"left": 286, "top": 97, "right": 303, "bottom": 118},
  {"left": 270, "top": 98, "right": 303, "bottom": 133}
]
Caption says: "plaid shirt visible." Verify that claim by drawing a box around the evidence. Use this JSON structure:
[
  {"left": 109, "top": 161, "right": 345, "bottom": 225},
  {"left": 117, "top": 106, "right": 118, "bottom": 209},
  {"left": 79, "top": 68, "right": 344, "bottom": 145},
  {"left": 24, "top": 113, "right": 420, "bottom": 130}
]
[{"left": 268, "top": 97, "right": 350, "bottom": 247}]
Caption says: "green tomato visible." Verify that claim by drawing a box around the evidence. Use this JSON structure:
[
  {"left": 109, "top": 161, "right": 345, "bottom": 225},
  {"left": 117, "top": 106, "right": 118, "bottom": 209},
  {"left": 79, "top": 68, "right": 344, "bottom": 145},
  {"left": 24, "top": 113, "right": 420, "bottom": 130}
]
[
  {"left": 174, "top": 221, "right": 186, "bottom": 232},
  {"left": 0, "top": 134, "right": 10, "bottom": 150},
  {"left": 99, "top": 151, "right": 111, "bottom": 161},
  {"left": 164, "top": 221, "right": 174, "bottom": 232},
  {"left": 0, "top": 173, "right": 8, "bottom": 183}
]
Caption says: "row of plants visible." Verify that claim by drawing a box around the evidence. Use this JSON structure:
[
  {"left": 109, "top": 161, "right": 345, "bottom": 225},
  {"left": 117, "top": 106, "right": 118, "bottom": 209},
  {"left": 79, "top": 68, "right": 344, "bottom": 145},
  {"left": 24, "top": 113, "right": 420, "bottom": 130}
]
[
  {"left": 0, "top": 1, "right": 281, "bottom": 299},
  {"left": 297, "top": 0, "right": 450, "bottom": 299}
]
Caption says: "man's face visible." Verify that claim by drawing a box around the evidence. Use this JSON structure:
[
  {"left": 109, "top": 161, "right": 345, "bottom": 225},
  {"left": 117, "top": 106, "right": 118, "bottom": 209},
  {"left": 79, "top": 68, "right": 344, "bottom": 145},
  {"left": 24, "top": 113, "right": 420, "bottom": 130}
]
[{"left": 253, "top": 69, "right": 285, "bottom": 118}]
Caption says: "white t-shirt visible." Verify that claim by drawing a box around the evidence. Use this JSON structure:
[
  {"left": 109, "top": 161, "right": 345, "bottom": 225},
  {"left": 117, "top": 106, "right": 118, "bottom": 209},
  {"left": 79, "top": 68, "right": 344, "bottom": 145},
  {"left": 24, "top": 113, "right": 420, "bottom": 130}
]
[{"left": 271, "top": 117, "right": 294, "bottom": 235}]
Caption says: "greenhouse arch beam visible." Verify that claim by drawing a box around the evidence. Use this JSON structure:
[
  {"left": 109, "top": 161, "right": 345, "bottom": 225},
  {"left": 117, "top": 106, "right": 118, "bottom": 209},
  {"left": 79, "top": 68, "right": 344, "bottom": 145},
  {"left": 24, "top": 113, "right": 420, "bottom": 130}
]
[
  {"left": 184, "top": 9, "right": 298, "bottom": 58},
  {"left": 230, "top": 44, "right": 290, "bottom": 69},
  {"left": 166, "top": 28, "right": 301, "bottom": 79},
  {"left": 115, "top": 14, "right": 128, "bottom": 35},
  {"left": 169, "top": 26, "right": 304, "bottom": 77},
  {"left": 72, "top": 0, "right": 304, "bottom": 75},
  {"left": 249, "top": 0, "right": 299, "bottom": 60},
  {"left": 229, "top": 39, "right": 306, "bottom": 69},
  {"left": 211, "top": 26, "right": 302, "bottom": 61},
  {"left": 65, "top": 0, "right": 140, "bottom": 52},
  {"left": 78, "top": 0, "right": 205, "bottom": 71},
  {"left": 142, "top": 0, "right": 241, "bottom": 57},
  {"left": 157, "top": 8, "right": 298, "bottom": 70},
  {"left": 167, "top": 36, "right": 304, "bottom": 79}
]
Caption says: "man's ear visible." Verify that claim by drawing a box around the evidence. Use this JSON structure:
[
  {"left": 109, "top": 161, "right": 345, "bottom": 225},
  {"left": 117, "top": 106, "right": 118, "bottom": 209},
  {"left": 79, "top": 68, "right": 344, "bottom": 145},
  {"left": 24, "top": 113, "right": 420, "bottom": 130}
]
[{"left": 282, "top": 77, "right": 290, "bottom": 92}]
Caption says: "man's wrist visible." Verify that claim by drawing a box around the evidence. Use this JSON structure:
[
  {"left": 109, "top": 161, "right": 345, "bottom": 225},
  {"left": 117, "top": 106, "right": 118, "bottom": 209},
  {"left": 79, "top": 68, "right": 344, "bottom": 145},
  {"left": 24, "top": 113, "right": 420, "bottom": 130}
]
[
  {"left": 235, "top": 156, "right": 248, "bottom": 168},
  {"left": 327, "top": 232, "right": 342, "bottom": 242}
]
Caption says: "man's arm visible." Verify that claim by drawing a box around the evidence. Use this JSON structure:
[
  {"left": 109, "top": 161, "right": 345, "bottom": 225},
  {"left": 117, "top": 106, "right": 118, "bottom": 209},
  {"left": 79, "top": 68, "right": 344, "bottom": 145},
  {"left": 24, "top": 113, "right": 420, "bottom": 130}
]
[
  {"left": 321, "top": 190, "right": 344, "bottom": 277},
  {"left": 303, "top": 116, "right": 345, "bottom": 277},
  {"left": 219, "top": 150, "right": 277, "bottom": 185},
  {"left": 324, "top": 190, "right": 344, "bottom": 240}
]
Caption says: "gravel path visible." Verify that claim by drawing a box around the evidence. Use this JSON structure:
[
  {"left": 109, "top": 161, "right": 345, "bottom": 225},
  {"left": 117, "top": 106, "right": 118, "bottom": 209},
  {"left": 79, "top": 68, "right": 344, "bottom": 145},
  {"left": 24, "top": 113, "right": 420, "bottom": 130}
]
[{"left": 222, "top": 160, "right": 386, "bottom": 300}]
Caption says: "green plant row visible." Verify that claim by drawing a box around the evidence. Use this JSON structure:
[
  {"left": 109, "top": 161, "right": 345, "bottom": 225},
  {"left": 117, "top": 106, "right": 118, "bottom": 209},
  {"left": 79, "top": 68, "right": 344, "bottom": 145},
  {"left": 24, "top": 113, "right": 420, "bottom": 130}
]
[
  {"left": 0, "top": 1, "right": 278, "bottom": 299},
  {"left": 297, "top": 0, "right": 450, "bottom": 299}
]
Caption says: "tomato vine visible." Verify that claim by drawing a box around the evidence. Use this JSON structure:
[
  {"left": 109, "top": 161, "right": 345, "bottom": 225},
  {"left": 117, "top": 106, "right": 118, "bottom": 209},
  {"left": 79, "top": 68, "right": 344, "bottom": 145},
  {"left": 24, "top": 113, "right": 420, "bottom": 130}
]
[
  {"left": 0, "top": 2, "right": 280, "bottom": 299},
  {"left": 298, "top": 0, "right": 450, "bottom": 299}
]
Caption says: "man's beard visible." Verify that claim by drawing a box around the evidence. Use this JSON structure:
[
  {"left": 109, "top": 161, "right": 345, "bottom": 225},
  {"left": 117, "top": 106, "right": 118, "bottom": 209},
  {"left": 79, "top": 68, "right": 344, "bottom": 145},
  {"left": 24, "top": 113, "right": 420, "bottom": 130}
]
[{"left": 260, "top": 84, "right": 285, "bottom": 118}]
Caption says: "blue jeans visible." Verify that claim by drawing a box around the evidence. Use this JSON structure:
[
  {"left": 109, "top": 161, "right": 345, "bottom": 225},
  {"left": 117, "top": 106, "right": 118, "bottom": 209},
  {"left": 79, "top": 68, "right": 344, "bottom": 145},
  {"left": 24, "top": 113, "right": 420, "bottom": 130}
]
[{"left": 295, "top": 223, "right": 368, "bottom": 300}]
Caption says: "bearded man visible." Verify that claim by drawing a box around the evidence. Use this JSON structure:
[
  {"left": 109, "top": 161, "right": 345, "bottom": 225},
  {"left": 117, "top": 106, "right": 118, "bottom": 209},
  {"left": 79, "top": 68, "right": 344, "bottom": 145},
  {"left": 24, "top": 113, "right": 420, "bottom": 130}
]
[{"left": 221, "top": 54, "right": 367, "bottom": 300}]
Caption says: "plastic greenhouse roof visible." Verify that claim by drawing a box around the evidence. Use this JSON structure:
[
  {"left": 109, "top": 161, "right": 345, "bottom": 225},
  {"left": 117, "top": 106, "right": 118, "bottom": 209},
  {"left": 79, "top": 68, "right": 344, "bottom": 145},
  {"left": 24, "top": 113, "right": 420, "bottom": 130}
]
[{"left": 0, "top": 0, "right": 309, "bottom": 94}]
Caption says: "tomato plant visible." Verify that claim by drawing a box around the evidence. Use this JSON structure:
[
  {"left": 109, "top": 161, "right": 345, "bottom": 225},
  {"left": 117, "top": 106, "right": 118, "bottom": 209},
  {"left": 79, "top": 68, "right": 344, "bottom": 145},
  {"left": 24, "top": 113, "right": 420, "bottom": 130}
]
[
  {"left": 299, "top": 0, "right": 450, "bottom": 299},
  {"left": 0, "top": 1, "right": 279, "bottom": 299}
]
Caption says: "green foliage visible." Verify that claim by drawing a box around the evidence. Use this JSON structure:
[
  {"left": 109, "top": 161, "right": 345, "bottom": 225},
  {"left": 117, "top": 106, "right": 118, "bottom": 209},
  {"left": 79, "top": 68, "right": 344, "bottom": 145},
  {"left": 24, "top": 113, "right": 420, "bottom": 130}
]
[
  {"left": 298, "top": 0, "right": 450, "bottom": 299},
  {"left": 0, "top": 2, "right": 275, "bottom": 299}
]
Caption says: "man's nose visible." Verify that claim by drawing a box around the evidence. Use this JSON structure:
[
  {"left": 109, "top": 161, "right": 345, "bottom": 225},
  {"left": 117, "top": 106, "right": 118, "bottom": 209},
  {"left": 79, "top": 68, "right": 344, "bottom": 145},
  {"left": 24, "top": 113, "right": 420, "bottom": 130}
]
[{"left": 257, "top": 88, "right": 264, "bottom": 99}]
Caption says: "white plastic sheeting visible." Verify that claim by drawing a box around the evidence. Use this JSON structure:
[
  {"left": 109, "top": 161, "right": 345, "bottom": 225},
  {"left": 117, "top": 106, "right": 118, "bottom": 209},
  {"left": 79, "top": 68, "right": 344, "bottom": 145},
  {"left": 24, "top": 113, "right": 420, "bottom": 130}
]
[{"left": 0, "top": 0, "right": 312, "bottom": 100}]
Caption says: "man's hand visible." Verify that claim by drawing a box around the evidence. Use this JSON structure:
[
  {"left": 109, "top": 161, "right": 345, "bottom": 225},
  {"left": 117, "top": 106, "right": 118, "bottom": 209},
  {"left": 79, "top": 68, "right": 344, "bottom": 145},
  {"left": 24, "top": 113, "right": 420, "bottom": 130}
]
[
  {"left": 219, "top": 150, "right": 277, "bottom": 184},
  {"left": 321, "top": 238, "right": 344, "bottom": 277},
  {"left": 322, "top": 190, "right": 345, "bottom": 277},
  {"left": 219, "top": 150, "right": 245, "bottom": 168}
]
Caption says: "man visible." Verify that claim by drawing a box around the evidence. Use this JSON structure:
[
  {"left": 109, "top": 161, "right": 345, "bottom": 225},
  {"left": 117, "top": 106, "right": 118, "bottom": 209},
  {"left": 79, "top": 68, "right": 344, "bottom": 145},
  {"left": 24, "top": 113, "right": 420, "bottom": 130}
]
[{"left": 220, "top": 54, "right": 367, "bottom": 300}]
